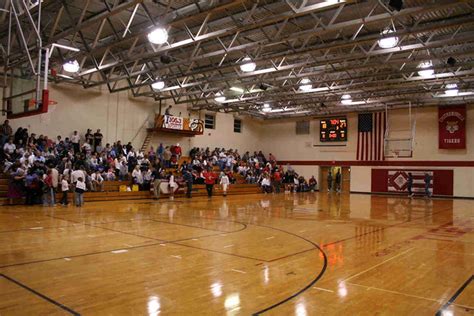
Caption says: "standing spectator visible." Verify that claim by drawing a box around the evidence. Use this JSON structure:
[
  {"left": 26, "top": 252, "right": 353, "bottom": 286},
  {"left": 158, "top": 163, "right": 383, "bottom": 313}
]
[
  {"left": 85, "top": 129, "right": 94, "bottom": 145},
  {"left": 203, "top": 168, "right": 216, "bottom": 198},
  {"left": 168, "top": 172, "right": 178, "bottom": 200},
  {"left": 43, "top": 169, "right": 54, "bottom": 207},
  {"left": 407, "top": 172, "right": 414, "bottom": 197},
  {"left": 335, "top": 170, "right": 341, "bottom": 193},
  {"left": 1, "top": 120, "right": 13, "bottom": 146},
  {"left": 424, "top": 173, "right": 432, "bottom": 198},
  {"left": 164, "top": 105, "right": 173, "bottom": 116},
  {"left": 60, "top": 175, "right": 70, "bottom": 206},
  {"left": 220, "top": 172, "right": 230, "bottom": 197},
  {"left": 75, "top": 177, "right": 86, "bottom": 207},
  {"left": 174, "top": 143, "right": 182, "bottom": 159},
  {"left": 93, "top": 129, "right": 103, "bottom": 153},
  {"left": 327, "top": 171, "right": 333, "bottom": 192},
  {"left": 308, "top": 176, "right": 317, "bottom": 192},
  {"left": 183, "top": 168, "right": 193, "bottom": 198},
  {"left": 261, "top": 175, "right": 272, "bottom": 193},
  {"left": 273, "top": 168, "right": 281, "bottom": 193},
  {"left": 152, "top": 167, "right": 163, "bottom": 200},
  {"left": 157, "top": 143, "right": 164, "bottom": 161},
  {"left": 51, "top": 165, "right": 59, "bottom": 204},
  {"left": 163, "top": 147, "right": 172, "bottom": 168},
  {"left": 71, "top": 131, "right": 80, "bottom": 153}
]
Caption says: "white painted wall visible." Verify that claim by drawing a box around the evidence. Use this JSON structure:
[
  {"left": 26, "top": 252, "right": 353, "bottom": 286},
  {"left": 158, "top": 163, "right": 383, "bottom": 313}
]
[
  {"left": 7, "top": 83, "right": 154, "bottom": 149},
  {"left": 260, "top": 106, "right": 474, "bottom": 197}
]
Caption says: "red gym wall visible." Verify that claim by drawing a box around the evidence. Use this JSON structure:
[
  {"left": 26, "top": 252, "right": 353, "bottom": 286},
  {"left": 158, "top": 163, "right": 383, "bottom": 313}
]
[{"left": 371, "top": 169, "right": 454, "bottom": 196}]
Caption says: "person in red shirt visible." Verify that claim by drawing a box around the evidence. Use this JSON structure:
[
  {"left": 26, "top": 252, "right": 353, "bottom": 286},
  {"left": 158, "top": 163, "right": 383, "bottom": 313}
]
[
  {"left": 273, "top": 168, "right": 282, "bottom": 193},
  {"left": 203, "top": 168, "right": 217, "bottom": 198},
  {"left": 175, "top": 143, "right": 182, "bottom": 158},
  {"left": 43, "top": 169, "right": 55, "bottom": 206}
]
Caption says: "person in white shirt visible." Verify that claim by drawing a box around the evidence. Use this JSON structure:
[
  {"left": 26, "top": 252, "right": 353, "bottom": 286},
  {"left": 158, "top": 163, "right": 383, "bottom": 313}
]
[
  {"left": 71, "top": 168, "right": 86, "bottom": 183},
  {"left": 75, "top": 177, "right": 86, "bottom": 206},
  {"left": 261, "top": 175, "right": 272, "bottom": 193},
  {"left": 60, "top": 176, "right": 70, "bottom": 205},
  {"left": 91, "top": 171, "right": 104, "bottom": 192},
  {"left": 51, "top": 167, "right": 59, "bottom": 191},
  {"left": 132, "top": 166, "right": 143, "bottom": 185},
  {"left": 168, "top": 172, "right": 178, "bottom": 200},
  {"left": 71, "top": 131, "right": 80, "bottom": 153},
  {"left": 220, "top": 172, "right": 230, "bottom": 197},
  {"left": 3, "top": 137, "right": 16, "bottom": 157}
]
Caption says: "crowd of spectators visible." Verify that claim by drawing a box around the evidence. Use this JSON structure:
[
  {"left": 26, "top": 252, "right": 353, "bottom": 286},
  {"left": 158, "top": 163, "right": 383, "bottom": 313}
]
[{"left": 0, "top": 119, "right": 318, "bottom": 205}]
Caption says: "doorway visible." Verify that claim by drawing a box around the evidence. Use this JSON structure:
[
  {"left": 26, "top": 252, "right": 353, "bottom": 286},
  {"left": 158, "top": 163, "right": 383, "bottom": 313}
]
[{"left": 320, "top": 166, "right": 351, "bottom": 192}]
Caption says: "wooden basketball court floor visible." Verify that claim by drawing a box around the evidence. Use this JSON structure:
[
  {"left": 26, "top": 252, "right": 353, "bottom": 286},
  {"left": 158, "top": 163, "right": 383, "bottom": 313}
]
[{"left": 0, "top": 193, "right": 473, "bottom": 315}]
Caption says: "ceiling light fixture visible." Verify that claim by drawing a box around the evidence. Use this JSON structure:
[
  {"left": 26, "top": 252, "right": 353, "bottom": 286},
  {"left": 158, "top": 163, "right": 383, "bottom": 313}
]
[
  {"left": 445, "top": 83, "right": 459, "bottom": 96},
  {"left": 299, "top": 78, "right": 312, "bottom": 91},
  {"left": 240, "top": 57, "right": 256, "bottom": 72},
  {"left": 214, "top": 92, "right": 226, "bottom": 103},
  {"left": 378, "top": 29, "right": 399, "bottom": 49},
  {"left": 147, "top": 27, "right": 168, "bottom": 45},
  {"left": 418, "top": 61, "right": 434, "bottom": 78},
  {"left": 230, "top": 87, "right": 244, "bottom": 93},
  {"left": 63, "top": 60, "right": 80, "bottom": 73},
  {"left": 341, "top": 94, "right": 352, "bottom": 105},
  {"left": 151, "top": 80, "right": 165, "bottom": 90}
]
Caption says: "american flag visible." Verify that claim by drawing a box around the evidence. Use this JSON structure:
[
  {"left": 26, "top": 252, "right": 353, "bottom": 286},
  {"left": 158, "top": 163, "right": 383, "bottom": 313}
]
[{"left": 357, "top": 112, "right": 386, "bottom": 161}]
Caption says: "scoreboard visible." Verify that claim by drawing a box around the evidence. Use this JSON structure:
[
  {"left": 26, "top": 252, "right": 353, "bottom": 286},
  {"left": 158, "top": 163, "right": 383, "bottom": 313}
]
[{"left": 320, "top": 117, "right": 348, "bottom": 142}]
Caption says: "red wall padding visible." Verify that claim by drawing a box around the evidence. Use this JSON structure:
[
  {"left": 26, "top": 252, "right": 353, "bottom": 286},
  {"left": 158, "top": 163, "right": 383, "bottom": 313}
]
[{"left": 371, "top": 169, "right": 453, "bottom": 196}]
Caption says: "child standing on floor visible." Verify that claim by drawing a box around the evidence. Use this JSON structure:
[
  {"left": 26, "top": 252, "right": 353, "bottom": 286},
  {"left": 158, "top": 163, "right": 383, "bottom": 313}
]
[
  {"left": 75, "top": 177, "right": 86, "bottom": 207},
  {"left": 60, "top": 175, "right": 70, "bottom": 206},
  {"left": 220, "top": 172, "right": 229, "bottom": 197}
]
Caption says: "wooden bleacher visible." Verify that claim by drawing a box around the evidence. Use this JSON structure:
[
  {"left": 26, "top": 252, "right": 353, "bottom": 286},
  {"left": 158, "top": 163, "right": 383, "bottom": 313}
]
[{"left": 0, "top": 174, "right": 262, "bottom": 205}]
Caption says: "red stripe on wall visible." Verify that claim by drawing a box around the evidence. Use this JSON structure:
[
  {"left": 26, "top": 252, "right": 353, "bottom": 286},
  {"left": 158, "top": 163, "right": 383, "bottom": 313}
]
[
  {"left": 374, "top": 112, "right": 378, "bottom": 161},
  {"left": 365, "top": 132, "right": 368, "bottom": 161},
  {"left": 370, "top": 123, "right": 373, "bottom": 161},
  {"left": 278, "top": 160, "right": 474, "bottom": 167},
  {"left": 357, "top": 132, "right": 360, "bottom": 161},
  {"left": 380, "top": 112, "right": 387, "bottom": 160}
]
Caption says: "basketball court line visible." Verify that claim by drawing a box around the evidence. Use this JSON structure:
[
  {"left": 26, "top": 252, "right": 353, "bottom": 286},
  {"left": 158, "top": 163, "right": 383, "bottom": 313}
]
[
  {"left": 148, "top": 218, "right": 243, "bottom": 233},
  {"left": 1, "top": 273, "right": 80, "bottom": 316},
  {"left": 347, "top": 282, "right": 442, "bottom": 303},
  {"left": 0, "top": 218, "right": 256, "bottom": 268},
  {"left": 342, "top": 248, "right": 414, "bottom": 283},
  {"left": 436, "top": 275, "right": 474, "bottom": 315}
]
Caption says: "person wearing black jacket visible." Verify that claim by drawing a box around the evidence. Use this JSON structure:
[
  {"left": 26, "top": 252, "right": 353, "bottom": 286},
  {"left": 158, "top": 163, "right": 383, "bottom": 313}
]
[{"left": 183, "top": 168, "right": 194, "bottom": 198}]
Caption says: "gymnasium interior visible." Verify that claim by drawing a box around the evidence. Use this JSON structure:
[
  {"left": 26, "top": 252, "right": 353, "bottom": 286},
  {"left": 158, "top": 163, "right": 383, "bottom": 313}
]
[{"left": 0, "top": 0, "right": 473, "bottom": 315}]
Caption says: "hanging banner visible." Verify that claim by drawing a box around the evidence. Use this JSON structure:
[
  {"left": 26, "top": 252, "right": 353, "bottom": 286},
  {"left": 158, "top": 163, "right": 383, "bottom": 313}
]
[
  {"left": 438, "top": 106, "right": 466, "bottom": 149},
  {"left": 163, "top": 115, "right": 183, "bottom": 130}
]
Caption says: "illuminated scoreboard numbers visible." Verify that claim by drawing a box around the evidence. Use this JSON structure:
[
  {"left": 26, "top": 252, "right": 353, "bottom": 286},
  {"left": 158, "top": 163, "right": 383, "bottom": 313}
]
[{"left": 320, "top": 117, "right": 348, "bottom": 142}]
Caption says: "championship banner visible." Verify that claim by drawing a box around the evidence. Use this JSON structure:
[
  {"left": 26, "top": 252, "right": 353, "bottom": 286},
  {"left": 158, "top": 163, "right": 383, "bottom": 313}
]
[
  {"left": 371, "top": 169, "right": 453, "bottom": 196},
  {"left": 439, "top": 106, "right": 466, "bottom": 149},
  {"left": 163, "top": 115, "right": 183, "bottom": 130},
  {"left": 154, "top": 115, "right": 203, "bottom": 135}
]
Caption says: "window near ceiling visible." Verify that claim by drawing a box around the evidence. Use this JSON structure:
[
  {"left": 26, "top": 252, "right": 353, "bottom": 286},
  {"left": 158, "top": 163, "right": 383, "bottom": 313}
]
[
  {"left": 205, "top": 114, "right": 215, "bottom": 129},
  {"left": 234, "top": 118, "right": 242, "bottom": 133},
  {"left": 296, "top": 120, "right": 310, "bottom": 135}
]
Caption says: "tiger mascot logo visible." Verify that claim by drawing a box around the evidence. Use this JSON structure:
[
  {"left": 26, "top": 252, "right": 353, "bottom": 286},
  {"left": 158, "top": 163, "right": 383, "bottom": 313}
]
[{"left": 446, "top": 121, "right": 459, "bottom": 134}]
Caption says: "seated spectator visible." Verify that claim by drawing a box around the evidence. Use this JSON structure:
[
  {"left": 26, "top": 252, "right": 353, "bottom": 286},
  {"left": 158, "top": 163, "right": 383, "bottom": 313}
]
[{"left": 91, "top": 170, "right": 104, "bottom": 192}]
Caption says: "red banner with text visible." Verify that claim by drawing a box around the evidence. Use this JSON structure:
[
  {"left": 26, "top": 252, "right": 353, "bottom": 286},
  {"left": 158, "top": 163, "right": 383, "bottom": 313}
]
[{"left": 439, "top": 105, "right": 466, "bottom": 149}]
